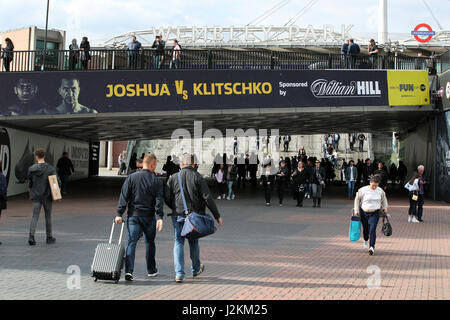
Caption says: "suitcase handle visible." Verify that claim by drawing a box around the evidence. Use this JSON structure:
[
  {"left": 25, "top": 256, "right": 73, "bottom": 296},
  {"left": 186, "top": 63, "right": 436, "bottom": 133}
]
[{"left": 109, "top": 221, "right": 125, "bottom": 245}]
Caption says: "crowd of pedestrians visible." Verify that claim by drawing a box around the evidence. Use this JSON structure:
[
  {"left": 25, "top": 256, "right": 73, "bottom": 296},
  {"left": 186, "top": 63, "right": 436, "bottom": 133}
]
[{"left": 0, "top": 143, "right": 429, "bottom": 264}]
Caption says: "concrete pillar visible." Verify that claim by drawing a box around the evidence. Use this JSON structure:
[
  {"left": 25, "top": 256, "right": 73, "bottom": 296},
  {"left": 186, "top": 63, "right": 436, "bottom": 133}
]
[
  {"left": 378, "top": 0, "right": 388, "bottom": 44},
  {"left": 107, "top": 141, "right": 113, "bottom": 170}
]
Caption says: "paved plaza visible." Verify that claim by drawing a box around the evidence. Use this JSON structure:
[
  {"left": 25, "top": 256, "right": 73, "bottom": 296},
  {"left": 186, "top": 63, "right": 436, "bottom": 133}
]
[{"left": 0, "top": 177, "right": 449, "bottom": 300}]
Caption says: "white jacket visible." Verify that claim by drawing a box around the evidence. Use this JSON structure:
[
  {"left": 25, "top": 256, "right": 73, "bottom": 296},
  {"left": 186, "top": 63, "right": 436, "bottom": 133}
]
[{"left": 404, "top": 179, "right": 419, "bottom": 192}]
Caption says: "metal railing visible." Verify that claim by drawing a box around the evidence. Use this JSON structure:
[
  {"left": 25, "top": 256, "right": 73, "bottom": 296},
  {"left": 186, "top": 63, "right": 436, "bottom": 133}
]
[{"left": 0, "top": 48, "right": 444, "bottom": 72}]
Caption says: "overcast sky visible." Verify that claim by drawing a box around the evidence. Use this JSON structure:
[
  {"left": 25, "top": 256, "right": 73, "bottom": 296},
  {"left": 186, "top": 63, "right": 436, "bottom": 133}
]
[{"left": 0, "top": 0, "right": 449, "bottom": 47}]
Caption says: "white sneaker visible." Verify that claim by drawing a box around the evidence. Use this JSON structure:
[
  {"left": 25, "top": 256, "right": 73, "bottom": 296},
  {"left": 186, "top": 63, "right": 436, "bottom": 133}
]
[
  {"left": 408, "top": 216, "right": 412, "bottom": 223},
  {"left": 222, "top": 194, "right": 226, "bottom": 199},
  {"left": 369, "top": 247, "right": 375, "bottom": 255},
  {"left": 217, "top": 196, "right": 222, "bottom": 200},
  {"left": 363, "top": 241, "right": 369, "bottom": 249},
  {"left": 231, "top": 194, "right": 235, "bottom": 200},
  {"left": 412, "top": 217, "right": 420, "bottom": 223},
  {"left": 227, "top": 197, "right": 231, "bottom": 201}
]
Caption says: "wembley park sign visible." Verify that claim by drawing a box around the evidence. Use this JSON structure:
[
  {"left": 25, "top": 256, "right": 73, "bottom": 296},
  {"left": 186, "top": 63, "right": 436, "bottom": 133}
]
[{"left": 103, "top": 25, "right": 356, "bottom": 47}]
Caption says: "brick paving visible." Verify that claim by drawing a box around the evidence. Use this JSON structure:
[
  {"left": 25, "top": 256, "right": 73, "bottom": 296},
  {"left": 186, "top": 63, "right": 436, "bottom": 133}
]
[{"left": 0, "top": 177, "right": 449, "bottom": 300}]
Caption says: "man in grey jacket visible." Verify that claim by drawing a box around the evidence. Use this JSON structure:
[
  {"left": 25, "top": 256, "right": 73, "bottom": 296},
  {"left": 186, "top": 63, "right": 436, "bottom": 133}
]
[
  {"left": 27, "top": 148, "right": 60, "bottom": 246},
  {"left": 164, "top": 153, "right": 223, "bottom": 283}
]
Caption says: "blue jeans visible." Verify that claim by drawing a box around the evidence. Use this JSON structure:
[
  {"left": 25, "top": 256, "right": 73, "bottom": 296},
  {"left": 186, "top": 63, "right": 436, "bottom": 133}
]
[
  {"left": 153, "top": 55, "right": 162, "bottom": 69},
  {"left": 125, "top": 216, "right": 157, "bottom": 274},
  {"left": 305, "top": 184, "right": 311, "bottom": 197},
  {"left": 360, "top": 209, "right": 380, "bottom": 248},
  {"left": 227, "top": 181, "right": 234, "bottom": 199},
  {"left": 170, "top": 59, "right": 180, "bottom": 69},
  {"left": 59, "top": 174, "right": 69, "bottom": 193},
  {"left": 347, "top": 181, "right": 355, "bottom": 198},
  {"left": 171, "top": 216, "right": 201, "bottom": 278}
]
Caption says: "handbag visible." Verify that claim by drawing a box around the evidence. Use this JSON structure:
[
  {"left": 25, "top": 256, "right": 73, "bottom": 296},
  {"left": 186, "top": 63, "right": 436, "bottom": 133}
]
[
  {"left": 411, "top": 190, "right": 418, "bottom": 201},
  {"left": 298, "top": 185, "right": 305, "bottom": 193},
  {"left": 177, "top": 173, "right": 217, "bottom": 240},
  {"left": 382, "top": 216, "right": 392, "bottom": 236},
  {"left": 349, "top": 210, "right": 361, "bottom": 242}
]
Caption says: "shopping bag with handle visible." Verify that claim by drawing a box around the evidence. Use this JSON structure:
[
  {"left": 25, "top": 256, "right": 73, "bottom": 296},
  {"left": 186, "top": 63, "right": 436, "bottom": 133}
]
[{"left": 349, "top": 209, "right": 361, "bottom": 242}]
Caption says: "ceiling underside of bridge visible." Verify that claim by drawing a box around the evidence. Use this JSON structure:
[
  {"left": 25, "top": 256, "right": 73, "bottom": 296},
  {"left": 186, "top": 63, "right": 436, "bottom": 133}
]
[{"left": 0, "top": 106, "right": 435, "bottom": 142}]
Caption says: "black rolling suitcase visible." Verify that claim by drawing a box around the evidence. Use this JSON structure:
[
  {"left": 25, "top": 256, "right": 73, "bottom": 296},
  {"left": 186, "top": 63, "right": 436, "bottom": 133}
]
[{"left": 91, "top": 221, "right": 125, "bottom": 283}]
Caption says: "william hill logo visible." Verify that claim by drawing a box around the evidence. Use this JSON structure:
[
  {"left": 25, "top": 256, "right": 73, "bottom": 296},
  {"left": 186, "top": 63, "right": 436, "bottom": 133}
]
[{"left": 310, "top": 79, "right": 381, "bottom": 98}]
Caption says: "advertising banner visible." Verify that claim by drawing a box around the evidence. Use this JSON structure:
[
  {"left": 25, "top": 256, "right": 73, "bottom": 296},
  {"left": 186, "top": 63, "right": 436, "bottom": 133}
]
[
  {"left": 439, "top": 70, "right": 450, "bottom": 111},
  {"left": 0, "top": 127, "right": 90, "bottom": 196},
  {"left": 436, "top": 111, "right": 450, "bottom": 202},
  {"left": 387, "top": 70, "right": 430, "bottom": 106},
  {"left": 0, "top": 70, "right": 390, "bottom": 115}
]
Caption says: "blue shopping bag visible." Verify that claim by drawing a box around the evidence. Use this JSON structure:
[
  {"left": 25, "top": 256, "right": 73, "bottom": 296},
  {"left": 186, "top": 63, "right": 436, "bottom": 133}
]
[
  {"left": 177, "top": 173, "right": 217, "bottom": 240},
  {"left": 349, "top": 215, "right": 361, "bottom": 242}
]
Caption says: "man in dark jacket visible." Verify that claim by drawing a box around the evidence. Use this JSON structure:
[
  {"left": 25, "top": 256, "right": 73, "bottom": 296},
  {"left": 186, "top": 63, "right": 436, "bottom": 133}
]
[
  {"left": 56, "top": 152, "right": 74, "bottom": 194},
  {"left": 115, "top": 153, "right": 164, "bottom": 281},
  {"left": 374, "top": 162, "right": 388, "bottom": 191},
  {"left": 362, "top": 158, "right": 375, "bottom": 186},
  {"left": 152, "top": 35, "right": 165, "bottom": 69},
  {"left": 27, "top": 148, "right": 60, "bottom": 246},
  {"left": 164, "top": 153, "right": 222, "bottom": 283},
  {"left": 347, "top": 39, "right": 360, "bottom": 69},
  {"left": 341, "top": 39, "right": 349, "bottom": 68}
]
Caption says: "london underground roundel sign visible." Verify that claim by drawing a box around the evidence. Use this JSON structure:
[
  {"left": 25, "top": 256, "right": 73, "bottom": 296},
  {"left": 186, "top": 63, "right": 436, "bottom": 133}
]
[{"left": 411, "top": 23, "right": 435, "bottom": 43}]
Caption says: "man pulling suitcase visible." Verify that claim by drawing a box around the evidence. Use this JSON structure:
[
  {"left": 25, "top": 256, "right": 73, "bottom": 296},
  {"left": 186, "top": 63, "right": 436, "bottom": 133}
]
[{"left": 114, "top": 153, "right": 164, "bottom": 281}]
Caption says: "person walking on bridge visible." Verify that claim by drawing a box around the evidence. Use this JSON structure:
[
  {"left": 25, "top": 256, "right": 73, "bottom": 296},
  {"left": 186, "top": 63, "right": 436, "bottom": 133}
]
[
  {"left": 368, "top": 39, "right": 379, "bottom": 69},
  {"left": 115, "top": 153, "right": 164, "bottom": 281},
  {"left": 347, "top": 39, "right": 360, "bottom": 69},
  {"left": 2, "top": 38, "right": 14, "bottom": 72},
  {"left": 127, "top": 36, "right": 142, "bottom": 70},
  {"left": 164, "top": 153, "right": 222, "bottom": 283}
]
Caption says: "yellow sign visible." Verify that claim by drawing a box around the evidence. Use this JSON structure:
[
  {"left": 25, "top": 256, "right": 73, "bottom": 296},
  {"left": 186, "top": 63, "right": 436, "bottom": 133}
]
[{"left": 387, "top": 70, "right": 430, "bottom": 106}]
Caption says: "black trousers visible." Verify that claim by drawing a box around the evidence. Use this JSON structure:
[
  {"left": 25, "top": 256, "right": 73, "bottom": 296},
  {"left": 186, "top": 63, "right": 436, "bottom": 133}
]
[
  {"left": 264, "top": 186, "right": 272, "bottom": 203},
  {"left": 278, "top": 181, "right": 287, "bottom": 204},
  {"left": 69, "top": 56, "right": 78, "bottom": 70},
  {"left": 3, "top": 58, "right": 12, "bottom": 72},
  {"left": 295, "top": 188, "right": 305, "bottom": 205},
  {"left": 408, "top": 193, "right": 417, "bottom": 217},
  {"left": 217, "top": 182, "right": 226, "bottom": 196},
  {"left": 237, "top": 173, "right": 246, "bottom": 188},
  {"left": 417, "top": 194, "right": 425, "bottom": 220},
  {"left": 250, "top": 171, "right": 257, "bottom": 188},
  {"left": 81, "top": 59, "right": 89, "bottom": 70}
]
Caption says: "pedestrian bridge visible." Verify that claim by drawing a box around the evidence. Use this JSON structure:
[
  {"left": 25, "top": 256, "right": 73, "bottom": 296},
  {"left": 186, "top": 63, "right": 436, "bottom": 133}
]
[{"left": 0, "top": 68, "right": 435, "bottom": 141}]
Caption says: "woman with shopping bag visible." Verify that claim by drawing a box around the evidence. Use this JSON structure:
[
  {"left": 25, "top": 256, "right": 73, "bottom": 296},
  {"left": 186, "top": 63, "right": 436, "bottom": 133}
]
[
  {"left": 404, "top": 173, "right": 420, "bottom": 223},
  {"left": 354, "top": 175, "right": 389, "bottom": 256}
]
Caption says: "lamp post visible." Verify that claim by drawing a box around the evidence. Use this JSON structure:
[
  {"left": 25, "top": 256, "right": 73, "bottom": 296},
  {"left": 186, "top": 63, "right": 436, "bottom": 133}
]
[{"left": 41, "top": 0, "right": 50, "bottom": 71}]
